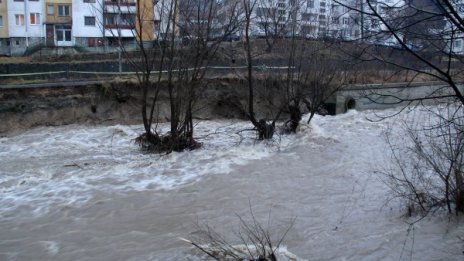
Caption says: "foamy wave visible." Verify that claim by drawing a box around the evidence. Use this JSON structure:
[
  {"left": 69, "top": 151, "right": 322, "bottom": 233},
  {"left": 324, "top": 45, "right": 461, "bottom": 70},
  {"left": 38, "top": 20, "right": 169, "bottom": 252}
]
[{"left": 0, "top": 121, "right": 294, "bottom": 220}]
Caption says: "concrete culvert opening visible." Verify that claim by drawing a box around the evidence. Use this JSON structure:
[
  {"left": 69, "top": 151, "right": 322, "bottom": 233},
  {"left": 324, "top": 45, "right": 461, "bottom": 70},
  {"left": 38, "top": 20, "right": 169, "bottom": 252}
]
[{"left": 345, "top": 98, "right": 356, "bottom": 111}]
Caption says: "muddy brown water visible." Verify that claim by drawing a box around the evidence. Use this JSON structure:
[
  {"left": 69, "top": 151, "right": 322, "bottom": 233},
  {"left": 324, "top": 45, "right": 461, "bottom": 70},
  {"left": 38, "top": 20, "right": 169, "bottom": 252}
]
[{"left": 1, "top": 113, "right": 463, "bottom": 261}]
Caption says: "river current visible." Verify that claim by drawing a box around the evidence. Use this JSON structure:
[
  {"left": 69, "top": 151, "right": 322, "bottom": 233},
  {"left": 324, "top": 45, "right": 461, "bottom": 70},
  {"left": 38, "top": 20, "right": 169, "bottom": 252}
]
[{"left": 1, "top": 110, "right": 463, "bottom": 260}]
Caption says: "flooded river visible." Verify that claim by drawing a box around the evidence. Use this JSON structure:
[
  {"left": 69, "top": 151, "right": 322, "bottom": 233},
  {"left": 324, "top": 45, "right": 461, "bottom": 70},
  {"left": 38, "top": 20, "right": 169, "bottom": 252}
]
[{"left": 1, "top": 110, "right": 463, "bottom": 260}]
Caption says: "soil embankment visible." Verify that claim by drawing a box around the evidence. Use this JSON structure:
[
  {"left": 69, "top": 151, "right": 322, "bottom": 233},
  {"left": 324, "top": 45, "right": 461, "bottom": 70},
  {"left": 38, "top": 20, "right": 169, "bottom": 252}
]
[{"left": 0, "top": 79, "right": 281, "bottom": 134}]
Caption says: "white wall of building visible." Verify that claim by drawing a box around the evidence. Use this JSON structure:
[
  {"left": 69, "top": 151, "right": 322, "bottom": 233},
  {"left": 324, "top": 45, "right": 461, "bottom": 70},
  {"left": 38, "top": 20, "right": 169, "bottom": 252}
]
[
  {"left": 155, "top": 0, "right": 176, "bottom": 38},
  {"left": 449, "top": 2, "right": 464, "bottom": 55},
  {"left": 8, "top": 0, "right": 44, "bottom": 38},
  {"left": 72, "top": 0, "right": 104, "bottom": 38}
]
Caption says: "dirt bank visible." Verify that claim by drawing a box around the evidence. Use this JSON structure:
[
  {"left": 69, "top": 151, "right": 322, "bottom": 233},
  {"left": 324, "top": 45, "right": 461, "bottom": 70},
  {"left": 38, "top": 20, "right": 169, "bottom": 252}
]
[{"left": 0, "top": 78, "right": 283, "bottom": 135}]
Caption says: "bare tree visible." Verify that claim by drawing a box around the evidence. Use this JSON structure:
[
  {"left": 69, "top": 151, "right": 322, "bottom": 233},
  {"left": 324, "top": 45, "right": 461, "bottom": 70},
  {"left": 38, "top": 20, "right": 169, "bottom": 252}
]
[
  {"left": 382, "top": 104, "right": 464, "bottom": 215},
  {"left": 281, "top": 40, "right": 349, "bottom": 132},
  {"left": 161, "top": 0, "right": 241, "bottom": 150},
  {"left": 335, "top": 0, "right": 464, "bottom": 105},
  {"left": 182, "top": 206, "right": 296, "bottom": 260},
  {"left": 101, "top": 0, "right": 241, "bottom": 152},
  {"left": 331, "top": 0, "right": 464, "bottom": 216},
  {"left": 254, "top": 0, "right": 301, "bottom": 52},
  {"left": 241, "top": 0, "right": 280, "bottom": 139},
  {"left": 264, "top": 22, "right": 350, "bottom": 133}
]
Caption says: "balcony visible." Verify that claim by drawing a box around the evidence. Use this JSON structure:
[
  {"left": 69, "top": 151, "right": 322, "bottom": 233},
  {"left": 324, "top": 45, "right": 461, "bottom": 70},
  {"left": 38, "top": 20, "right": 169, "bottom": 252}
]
[
  {"left": 104, "top": 0, "right": 136, "bottom": 6},
  {"left": 105, "top": 24, "right": 135, "bottom": 30},
  {"left": 104, "top": 1, "right": 136, "bottom": 14},
  {"left": 104, "top": 13, "right": 135, "bottom": 30}
]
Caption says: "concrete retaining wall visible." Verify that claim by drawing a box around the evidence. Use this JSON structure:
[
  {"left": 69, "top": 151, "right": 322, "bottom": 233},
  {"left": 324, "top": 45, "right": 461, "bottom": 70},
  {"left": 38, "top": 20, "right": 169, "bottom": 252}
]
[{"left": 335, "top": 82, "right": 464, "bottom": 114}]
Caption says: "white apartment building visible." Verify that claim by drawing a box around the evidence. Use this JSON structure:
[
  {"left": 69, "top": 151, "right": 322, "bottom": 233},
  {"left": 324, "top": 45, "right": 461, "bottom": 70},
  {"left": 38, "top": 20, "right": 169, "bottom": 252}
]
[
  {"left": 7, "top": 0, "right": 44, "bottom": 55},
  {"left": 299, "top": 0, "right": 332, "bottom": 39},
  {"left": 1, "top": 0, "right": 163, "bottom": 55},
  {"left": 249, "top": 0, "right": 299, "bottom": 37},
  {"left": 73, "top": 0, "right": 138, "bottom": 50},
  {"left": 154, "top": 0, "right": 176, "bottom": 39},
  {"left": 361, "top": 0, "right": 406, "bottom": 47},
  {"left": 72, "top": 0, "right": 104, "bottom": 48},
  {"left": 447, "top": 1, "right": 464, "bottom": 55},
  {"left": 0, "top": 0, "right": 461, "bottom": 56},
  {"left": 328, "top": 0, "right": 360, "bottom": 40},
  {"left": 240, "top": 0, "right": 361, "bottom": 40}
]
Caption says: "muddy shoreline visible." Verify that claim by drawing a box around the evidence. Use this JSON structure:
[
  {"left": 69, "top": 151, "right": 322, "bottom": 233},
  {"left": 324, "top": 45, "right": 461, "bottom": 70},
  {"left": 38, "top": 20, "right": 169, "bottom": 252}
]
[{"left": 0, "top": 78, "right": 284, "bottom": 135}]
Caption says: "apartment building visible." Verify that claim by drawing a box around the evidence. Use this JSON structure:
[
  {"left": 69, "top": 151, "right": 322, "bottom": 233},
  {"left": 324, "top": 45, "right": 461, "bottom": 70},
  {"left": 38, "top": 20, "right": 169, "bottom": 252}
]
[
  {"left": 0, "top": 0, "right": 461, "bottom": 56},
  {"left": 0, "top": 0, "right": 166, "bottom": 55},
  {"left": 72, "top": 0, "right": 103, "bottom": 48},
  {"left": 6, "top": 0, "right": 44, "bottom": 55},
  {"left": 447, "top": 1, "right": 464, "bottom": 55},
  {"left": 240, "top": 0, "right": 360, "bottom": 40},
  {"left": 249, "top": 0, "right": 297, "bottom": 37},
  {"left": 73, "top": 0, "right": 138, "bottom": 50},
  {"left": 327, "top": 0, "right": 361, "bottom": 40},
  {"left": 45, "top": 0, "right": 73, "bottom": 47},
  {"left": 0, "top": 0, "right": 9, "bottom": 54},
  {"left": 299, "top": 0, "right": 331, "bottom": 38}
]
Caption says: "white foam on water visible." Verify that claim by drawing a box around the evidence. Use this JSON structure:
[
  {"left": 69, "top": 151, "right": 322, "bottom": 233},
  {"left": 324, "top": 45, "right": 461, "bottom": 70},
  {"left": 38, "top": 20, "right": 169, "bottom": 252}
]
[
  {"left": 1, "top": 107, "right": 464, "bottom": 261},
  {"left": 39, "top": 240, "right": 60, "bottom": 256},
  {"left": 0, "top": 120, "right": 295, "bottom": 220}
]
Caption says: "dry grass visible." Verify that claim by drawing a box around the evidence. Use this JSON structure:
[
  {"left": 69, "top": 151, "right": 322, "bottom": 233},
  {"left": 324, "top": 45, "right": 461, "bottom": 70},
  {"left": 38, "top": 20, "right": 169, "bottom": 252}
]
[
  {"left": 0, "top": 56, "right": 33, "bottom": 64},
  {"left": 349, "top": 70, "right": 437, "bottom": 85}
]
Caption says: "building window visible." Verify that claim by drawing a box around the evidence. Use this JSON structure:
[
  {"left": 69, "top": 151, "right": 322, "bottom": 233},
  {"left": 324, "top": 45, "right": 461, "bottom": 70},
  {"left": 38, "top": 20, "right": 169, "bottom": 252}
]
[
  {"left": 56, "top": 25, "right": 72, "bottom": 42},
  {"left": 15, "top": 14, "right": 25, "bottom": 26},
  {"left": 120, "top": 14, "right": 134, "bottom": 26},
  {"left": 84, "top": 0, "right": 96, "bottom": 2},
  {"left": 455, "top": 40, "right": 462, "bottom": 49},
  {"left": 0, "top": 16, "right": 3, "bottom": 27},
  {"left": 105, "top": 14, "right": 117, "bottom": 26},
  {"left": 47, "top": 5, "right": 54, "bottom": 15},
  {"left": 458, "top": 4, "right": 464, "bottom": 12},
  {"left": 105, "top": 14, "right": 135, "bottom": 29},
  {"left": 30, "top": 13, "right": 40, "bottom": 25},
  {"left": 307, "top": 0, "right": 314, "bottom": 8},
  {"left": 302, "top": 13, "right": 311, "bottom": 21},
  {"left": 256, "top": 7, "right": 269, "bottom": 18},
  {"left": 84, "top": 16, "right": 96, "bottom": 26},
  {"left": 58, "top": 5, "right": 70, "bottom": 16},
  {"left": 343, "top": 17, "right": 349, "bottom": 25}
]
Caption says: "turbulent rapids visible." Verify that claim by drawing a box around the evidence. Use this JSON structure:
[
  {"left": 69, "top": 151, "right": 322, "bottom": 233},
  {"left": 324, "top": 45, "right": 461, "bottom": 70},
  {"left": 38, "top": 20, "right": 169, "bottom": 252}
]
[{"left": 0, "top": 109, "right": 463, "bottom": 260}]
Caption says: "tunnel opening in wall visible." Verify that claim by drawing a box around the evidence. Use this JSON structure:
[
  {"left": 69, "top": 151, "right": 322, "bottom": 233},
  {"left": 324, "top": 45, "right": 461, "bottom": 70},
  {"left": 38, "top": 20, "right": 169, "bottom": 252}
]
[{"left": 345, "top": 97, "right": 356, "bottom": 112}]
